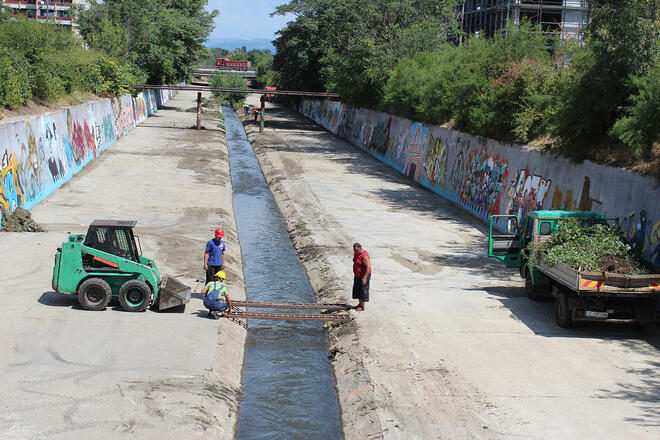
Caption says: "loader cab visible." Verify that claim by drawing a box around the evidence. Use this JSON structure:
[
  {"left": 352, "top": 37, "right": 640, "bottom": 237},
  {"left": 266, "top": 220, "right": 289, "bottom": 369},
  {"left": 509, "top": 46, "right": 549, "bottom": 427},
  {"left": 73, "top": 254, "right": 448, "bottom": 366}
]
[{"left": 83, "top": 220, "right": 140, "bottom": 264}]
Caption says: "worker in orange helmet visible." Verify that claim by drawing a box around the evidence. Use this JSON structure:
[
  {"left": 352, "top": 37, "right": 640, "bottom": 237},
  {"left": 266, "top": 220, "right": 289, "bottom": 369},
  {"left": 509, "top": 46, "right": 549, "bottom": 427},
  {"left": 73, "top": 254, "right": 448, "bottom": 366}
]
[{"left": 204, "top": 228, "right": 226, "bottom": 283}]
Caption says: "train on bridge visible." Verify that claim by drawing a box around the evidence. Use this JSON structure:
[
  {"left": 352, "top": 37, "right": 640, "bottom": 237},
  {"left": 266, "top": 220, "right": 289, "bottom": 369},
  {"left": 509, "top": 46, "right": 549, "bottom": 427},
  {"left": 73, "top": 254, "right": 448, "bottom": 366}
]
[{"left": 215, "top": 57, "right": 251, "bottom": 71}]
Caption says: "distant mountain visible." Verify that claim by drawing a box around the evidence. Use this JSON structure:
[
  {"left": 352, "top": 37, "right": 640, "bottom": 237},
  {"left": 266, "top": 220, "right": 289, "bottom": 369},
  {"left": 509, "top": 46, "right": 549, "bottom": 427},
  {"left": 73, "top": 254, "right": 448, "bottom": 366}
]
[{"left": 205, "top": 38, "right": 276, "bottom": 52}]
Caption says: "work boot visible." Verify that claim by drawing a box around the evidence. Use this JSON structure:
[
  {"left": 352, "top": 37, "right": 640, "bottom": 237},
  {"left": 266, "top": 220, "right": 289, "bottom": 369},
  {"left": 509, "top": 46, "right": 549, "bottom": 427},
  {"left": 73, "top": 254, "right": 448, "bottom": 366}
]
[{"left": 208, "top": 311, "right": 218, "bottom": 319}]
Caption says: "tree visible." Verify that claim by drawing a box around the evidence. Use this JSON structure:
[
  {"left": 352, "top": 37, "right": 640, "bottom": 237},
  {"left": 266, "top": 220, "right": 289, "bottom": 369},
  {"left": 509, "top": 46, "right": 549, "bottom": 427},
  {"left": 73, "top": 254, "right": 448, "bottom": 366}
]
[
  {"left": 210, "top": 72, "right": 247, "bottom": 106},
  {"left": 553, "top": 0, "right": 658, "bottom": 157},
  {"left": 272, "top": 0, "right": 461, "bottom": 107},
  {"left": 75, "top": 0, "right": 218, "bottom": 84}
]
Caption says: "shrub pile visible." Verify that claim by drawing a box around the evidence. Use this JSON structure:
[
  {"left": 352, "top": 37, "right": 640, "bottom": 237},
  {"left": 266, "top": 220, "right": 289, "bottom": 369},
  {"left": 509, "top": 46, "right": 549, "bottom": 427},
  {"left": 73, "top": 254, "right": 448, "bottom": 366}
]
[{"left": 526, "top": 218, "right": 647, "bottom": 274}]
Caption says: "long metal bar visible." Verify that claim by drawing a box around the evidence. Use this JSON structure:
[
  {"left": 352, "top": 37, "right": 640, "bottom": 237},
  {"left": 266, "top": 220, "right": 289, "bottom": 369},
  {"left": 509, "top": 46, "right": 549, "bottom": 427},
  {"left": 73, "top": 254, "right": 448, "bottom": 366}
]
[
  {"left": 226, "top": 310, "right": 352, "bottom": 322},
  {"left": 133, "top": 84, "right": 340, "bottom": 98},
  {"left": 229, "top": 300, "right": 350, "bottom": 311}
]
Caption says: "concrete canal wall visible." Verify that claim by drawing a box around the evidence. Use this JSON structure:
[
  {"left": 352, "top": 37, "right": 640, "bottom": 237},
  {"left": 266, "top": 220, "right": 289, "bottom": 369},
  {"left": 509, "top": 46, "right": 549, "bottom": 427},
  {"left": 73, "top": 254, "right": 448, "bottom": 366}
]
[{"left": 299, "top": 99, "right": 660, "bottom": 266}]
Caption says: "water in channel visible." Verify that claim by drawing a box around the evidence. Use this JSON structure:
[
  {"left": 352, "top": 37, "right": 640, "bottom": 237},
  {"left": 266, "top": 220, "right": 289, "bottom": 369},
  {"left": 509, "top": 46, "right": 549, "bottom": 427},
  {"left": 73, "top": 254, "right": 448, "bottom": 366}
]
[{"left": 223, "top": 106, "right": 342, "bottom": 440}]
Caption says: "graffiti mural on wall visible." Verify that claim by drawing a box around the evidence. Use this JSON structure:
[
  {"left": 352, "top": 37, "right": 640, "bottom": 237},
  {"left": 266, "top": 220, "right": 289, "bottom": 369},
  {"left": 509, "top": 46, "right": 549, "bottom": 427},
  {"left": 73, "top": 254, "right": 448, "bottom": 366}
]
[
  {"left": 551, "top": 176, "right": 602, "bottom": 211},
  {"left": 113, "top": 96, "right": 135, "bottom": 137},
  {"left": 422, "top": 135, "right": 449, "bottom": 187},
  {"left": 504, "top": 169, "right": 552, "bottom": 220},
  {"left": 0, "top": 150, "right": 24, "bottom": 213},
  {"left": 649, "top": 220, "right": 660, "bottom": 265},
  {"left": 403, "top": 122, "right": 428, "bottom": 182},
  {"left": 460, "top": 150, "right": 508, "bottom": 217},
  {"left": 368, "top": 118, "right": 391, "bottom": 155}
]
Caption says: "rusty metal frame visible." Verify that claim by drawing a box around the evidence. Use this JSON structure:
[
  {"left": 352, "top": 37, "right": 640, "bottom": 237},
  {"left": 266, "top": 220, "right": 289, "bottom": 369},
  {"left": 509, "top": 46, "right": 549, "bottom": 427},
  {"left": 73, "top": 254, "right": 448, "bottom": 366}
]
[{"left": 133, "top": 84, "right": 340, "bottom": 98}]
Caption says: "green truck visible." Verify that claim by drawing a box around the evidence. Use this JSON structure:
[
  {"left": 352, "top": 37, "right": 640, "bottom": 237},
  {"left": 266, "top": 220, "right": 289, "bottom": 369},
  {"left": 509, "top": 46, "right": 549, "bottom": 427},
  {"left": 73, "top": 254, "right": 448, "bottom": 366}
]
[
  {"left": 488, "top": 210, "right": 660, "bottom": 328},
  {"left": 52, "top": 220, "right": 190, "bottom": 312}
]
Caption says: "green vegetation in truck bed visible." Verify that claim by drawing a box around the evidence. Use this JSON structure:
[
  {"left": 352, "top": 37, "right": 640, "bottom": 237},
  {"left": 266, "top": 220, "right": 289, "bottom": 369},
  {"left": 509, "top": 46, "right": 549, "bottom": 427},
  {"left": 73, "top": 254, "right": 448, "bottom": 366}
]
[{"left": 526, "top": 218, "right": 648, "bottom": 274}]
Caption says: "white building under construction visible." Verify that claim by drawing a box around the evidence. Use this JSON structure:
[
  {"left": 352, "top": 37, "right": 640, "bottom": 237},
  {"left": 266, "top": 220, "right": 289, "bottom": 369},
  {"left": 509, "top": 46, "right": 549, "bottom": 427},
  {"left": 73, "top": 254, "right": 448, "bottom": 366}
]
[{"left": 461, "top": 1, "right": 591, "bottom": 39}]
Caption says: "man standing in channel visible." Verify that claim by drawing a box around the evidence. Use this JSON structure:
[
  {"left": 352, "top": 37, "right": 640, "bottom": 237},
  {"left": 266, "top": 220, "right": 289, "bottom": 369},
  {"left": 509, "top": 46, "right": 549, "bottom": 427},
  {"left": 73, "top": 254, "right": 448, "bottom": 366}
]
[
  {"left": 204, "top": 228, "right": 226, "bottom": 283},
  {"left": 352, "top": 243, "right": 371, "bottom": 311}
]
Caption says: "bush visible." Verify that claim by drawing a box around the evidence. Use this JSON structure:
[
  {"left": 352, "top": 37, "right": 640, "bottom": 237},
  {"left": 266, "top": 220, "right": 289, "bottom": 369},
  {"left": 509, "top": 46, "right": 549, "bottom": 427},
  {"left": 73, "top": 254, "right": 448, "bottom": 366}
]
[
  {"left": 383, "top": 22, "right": 557, "bottom": 143},
  {"left": 210, "top": 72, "right": 247, "bottom": 106},
  {"left": 0, "top": 50, "right": 31, "bottom": 109},
  {"left": 611, "top": 61, "right": 660, "bottom": 157},
  {"left": 0, "top": 17, "right": 137, "bottom": 108}
]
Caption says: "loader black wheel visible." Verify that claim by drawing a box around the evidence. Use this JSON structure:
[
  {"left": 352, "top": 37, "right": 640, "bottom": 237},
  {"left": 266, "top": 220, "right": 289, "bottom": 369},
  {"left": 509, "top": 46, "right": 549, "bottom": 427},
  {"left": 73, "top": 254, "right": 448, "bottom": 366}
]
[
  {"left": 78, "top": 278, "right": 112, "bottom": 311},
  {"left": 118, "top": 280, "right": 151, "bottom": 312},
  {"left": 555, "top": 292, "right": 573, "bottom": 328},
  {"left": 525, "top": 270, "right": 541, "bottom": 301}
]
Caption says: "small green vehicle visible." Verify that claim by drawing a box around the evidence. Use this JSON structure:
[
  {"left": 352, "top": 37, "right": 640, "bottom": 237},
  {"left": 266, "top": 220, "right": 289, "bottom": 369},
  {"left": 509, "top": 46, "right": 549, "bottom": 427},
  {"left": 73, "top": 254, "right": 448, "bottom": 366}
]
[
  {"left": 488, "top": 210, "right": 660, "bottom": 328},
  {"left": 52, "top": 220, "right": 190, "bottom": 312}
]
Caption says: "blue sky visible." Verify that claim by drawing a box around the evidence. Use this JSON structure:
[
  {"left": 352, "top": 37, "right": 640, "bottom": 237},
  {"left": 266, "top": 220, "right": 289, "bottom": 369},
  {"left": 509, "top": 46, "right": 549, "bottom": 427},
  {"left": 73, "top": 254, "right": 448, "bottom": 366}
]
[{"left": 206, "top": 1, "right": 292, "bottom": 41}]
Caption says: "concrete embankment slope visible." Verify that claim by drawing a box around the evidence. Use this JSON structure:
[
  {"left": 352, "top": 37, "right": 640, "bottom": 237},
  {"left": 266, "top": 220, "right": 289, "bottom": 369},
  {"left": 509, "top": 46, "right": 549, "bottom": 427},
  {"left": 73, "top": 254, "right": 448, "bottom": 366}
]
[
  {"left": 242, "top": 96, "right": 660, "bottom": 440},
  {"left": 0, "top": 91, "right": 246, "bottom": 439}
]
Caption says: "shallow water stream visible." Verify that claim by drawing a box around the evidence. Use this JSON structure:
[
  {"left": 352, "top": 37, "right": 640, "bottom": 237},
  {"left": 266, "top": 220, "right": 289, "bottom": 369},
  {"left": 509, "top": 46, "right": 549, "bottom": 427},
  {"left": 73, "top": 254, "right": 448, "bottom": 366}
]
[{"left": 224, "top": 107, "right": 342, "bottom": 440}]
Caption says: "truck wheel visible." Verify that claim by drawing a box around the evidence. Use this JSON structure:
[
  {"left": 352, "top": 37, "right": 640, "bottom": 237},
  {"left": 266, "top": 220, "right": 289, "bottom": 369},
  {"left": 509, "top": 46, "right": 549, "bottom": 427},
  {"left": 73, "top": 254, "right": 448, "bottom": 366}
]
[
  {"left": 78, "top": 278, "right": 112, "bottom": 311},
  {"left": 525, "top": 270, "right": 541, "bottom": 301},
  {"left": 118, "top": 280, "right": 151, "bottom": 312},
  {"left": 555, "top": 292, "right": 573, "bottom": 328}
]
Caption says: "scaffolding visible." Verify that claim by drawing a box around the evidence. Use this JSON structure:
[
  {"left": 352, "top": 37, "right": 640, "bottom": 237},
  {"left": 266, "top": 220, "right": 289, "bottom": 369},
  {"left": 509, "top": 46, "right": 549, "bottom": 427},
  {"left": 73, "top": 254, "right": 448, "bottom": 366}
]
[{"left": 461, "top": 1, "right": 590, "bottom": 40}]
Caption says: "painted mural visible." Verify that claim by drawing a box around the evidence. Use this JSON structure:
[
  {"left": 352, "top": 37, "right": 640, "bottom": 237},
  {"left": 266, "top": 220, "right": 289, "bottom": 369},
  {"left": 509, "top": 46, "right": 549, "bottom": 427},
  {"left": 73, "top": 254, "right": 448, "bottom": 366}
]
[
  {"left": 299, "top": 98, "right": 660, "bottom": 265},
  {"left": 461, "top": 150, "right": 509, "bottom": 218},
  {"left": 0, "top": 88, "right": 179, "bottom": 227}
]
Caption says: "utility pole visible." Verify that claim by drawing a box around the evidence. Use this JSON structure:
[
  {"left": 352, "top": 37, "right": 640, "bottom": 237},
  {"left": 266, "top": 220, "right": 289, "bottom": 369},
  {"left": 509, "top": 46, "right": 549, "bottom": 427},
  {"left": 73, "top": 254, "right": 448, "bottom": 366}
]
[
  {"left": 196, "top": 92, "right": 202, "bottom": 130},
  {"left": 260, "top": 95, "right": 265, "bottom": 134}
]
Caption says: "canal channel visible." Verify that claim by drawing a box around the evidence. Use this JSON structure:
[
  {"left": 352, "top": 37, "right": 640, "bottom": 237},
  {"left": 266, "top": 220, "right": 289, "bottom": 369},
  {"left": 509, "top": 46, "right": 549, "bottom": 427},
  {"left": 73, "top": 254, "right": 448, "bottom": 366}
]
[{"left": 223, "top": 106, "right": 343, "bottom": 439}]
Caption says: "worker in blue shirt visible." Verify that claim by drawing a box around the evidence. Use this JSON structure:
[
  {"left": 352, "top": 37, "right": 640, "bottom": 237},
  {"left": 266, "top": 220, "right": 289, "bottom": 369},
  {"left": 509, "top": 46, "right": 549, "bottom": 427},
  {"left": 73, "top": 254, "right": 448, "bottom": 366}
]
[{"left": 204, "top": 228, "right": 226, "bottom": 283}]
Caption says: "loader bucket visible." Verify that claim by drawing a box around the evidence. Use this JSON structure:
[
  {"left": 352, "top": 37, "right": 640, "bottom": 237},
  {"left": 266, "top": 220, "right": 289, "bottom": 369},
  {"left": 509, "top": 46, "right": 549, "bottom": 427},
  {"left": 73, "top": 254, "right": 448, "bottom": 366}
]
[{"left": 157, "top": 275, "right": 191, "bottom": 310}]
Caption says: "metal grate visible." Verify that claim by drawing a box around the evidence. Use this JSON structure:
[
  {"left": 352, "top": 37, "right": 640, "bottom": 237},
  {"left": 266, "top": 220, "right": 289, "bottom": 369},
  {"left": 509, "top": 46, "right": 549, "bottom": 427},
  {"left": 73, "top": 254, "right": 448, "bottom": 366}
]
[
  {"left": 225, "top": 310, "right": 352, "bottom": 322},
  {"left": 229, "top": 301, "right": 350, "bottom": 311}
]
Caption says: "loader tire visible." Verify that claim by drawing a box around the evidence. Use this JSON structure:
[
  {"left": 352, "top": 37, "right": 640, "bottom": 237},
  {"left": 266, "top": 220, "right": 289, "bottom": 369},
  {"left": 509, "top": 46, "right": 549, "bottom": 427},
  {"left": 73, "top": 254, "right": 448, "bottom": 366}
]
[
  {"left": 118, "top": 280, "right": 151, "bottom": 312},
  {"left": 78, "top": 278, "right": 112, "bottom": 311}
]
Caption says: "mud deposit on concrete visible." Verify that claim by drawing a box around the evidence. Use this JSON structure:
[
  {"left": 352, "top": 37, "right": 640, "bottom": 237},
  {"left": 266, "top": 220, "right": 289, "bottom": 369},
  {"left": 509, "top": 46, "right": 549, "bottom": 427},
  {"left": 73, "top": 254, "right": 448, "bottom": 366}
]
[{"left": 224, "top": 107, "right": 343, "bottom": 439}]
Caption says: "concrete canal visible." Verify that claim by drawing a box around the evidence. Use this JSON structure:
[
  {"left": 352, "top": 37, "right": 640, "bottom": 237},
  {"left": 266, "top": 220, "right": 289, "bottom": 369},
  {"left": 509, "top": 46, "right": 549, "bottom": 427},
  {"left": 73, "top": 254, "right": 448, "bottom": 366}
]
[{"left": 223, "top": 107, "right": 343, "bottom": 439}]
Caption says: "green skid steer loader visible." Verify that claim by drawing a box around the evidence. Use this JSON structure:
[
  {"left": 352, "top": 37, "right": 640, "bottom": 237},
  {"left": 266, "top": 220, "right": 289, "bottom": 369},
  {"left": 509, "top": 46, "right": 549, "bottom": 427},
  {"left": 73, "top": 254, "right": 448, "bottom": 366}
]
[{"left": 52, "top": 220, "right": 190, "bottom": 312}]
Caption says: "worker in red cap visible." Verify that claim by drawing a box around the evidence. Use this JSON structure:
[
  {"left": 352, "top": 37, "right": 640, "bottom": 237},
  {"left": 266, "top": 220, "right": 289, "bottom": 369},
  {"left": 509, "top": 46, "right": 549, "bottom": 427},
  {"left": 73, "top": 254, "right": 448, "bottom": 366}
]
[{"left": 204, "top": 228, "right": 226, "bottom": 283}]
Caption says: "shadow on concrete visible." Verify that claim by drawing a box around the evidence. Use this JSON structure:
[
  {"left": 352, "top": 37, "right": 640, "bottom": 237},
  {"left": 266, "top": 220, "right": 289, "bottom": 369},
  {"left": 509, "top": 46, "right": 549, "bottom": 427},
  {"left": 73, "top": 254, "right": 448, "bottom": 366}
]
[
  {"left": 473, "top": 284, "right": 660, "bottom": 342},
  {"left": 193, "top": 309, "right": 218, "bottom": 319},
  {"left": 38, "top": 291, "right": 78, "bottom": 307},
  {"left": 595, "top": 359, "right": 660, "bottom": 428},
  {"left": 137, "top": 124, "right": 221, "bottom": 132}
]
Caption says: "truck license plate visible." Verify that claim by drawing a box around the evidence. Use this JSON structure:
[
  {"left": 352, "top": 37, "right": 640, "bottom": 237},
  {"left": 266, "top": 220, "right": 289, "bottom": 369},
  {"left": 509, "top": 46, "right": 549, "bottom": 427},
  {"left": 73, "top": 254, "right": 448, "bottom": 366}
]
[{"left": 585, "top": 311, "right": 608, "bottom": 318}]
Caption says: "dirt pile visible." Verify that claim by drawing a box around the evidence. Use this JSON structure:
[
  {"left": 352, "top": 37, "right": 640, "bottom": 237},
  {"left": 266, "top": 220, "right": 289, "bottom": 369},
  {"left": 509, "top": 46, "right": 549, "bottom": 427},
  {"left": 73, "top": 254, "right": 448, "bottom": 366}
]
[{"left": 0, "top": 208, "right": 47, "bottom": 232}]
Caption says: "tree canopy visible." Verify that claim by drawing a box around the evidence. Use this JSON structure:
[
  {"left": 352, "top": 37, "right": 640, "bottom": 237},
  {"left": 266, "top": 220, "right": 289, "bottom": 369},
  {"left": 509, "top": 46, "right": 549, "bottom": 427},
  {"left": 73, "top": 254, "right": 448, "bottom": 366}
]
[
  {"left": 75, "top": 0, "right": 218, "bottom": 84},
  {"left": 272, "top": 0, "right": 461, "bottom": 106}
]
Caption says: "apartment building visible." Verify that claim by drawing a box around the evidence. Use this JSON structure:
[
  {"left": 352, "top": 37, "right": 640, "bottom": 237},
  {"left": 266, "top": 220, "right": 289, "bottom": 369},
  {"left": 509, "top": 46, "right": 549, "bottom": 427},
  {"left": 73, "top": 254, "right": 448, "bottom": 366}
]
[{"left": 1, "top": 0, "right": 83, "bottom": 31}]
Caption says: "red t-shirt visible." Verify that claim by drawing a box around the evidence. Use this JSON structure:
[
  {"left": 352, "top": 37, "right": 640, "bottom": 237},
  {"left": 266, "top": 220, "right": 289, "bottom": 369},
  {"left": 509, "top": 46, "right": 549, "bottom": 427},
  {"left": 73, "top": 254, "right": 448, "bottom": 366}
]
[{"left": 353, "top": 251, "right": 369, "bottom": 278}]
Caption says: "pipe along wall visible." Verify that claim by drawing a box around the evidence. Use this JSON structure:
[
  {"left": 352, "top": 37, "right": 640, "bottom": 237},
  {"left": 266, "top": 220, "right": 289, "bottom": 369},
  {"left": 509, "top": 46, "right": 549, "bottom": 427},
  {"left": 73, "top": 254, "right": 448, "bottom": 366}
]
[
  {"left": 0, "top": 86, "right": 182, "bottom": 228},
  {"left": 300, "top": 99, "right": 660, "bottom": 267}
]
